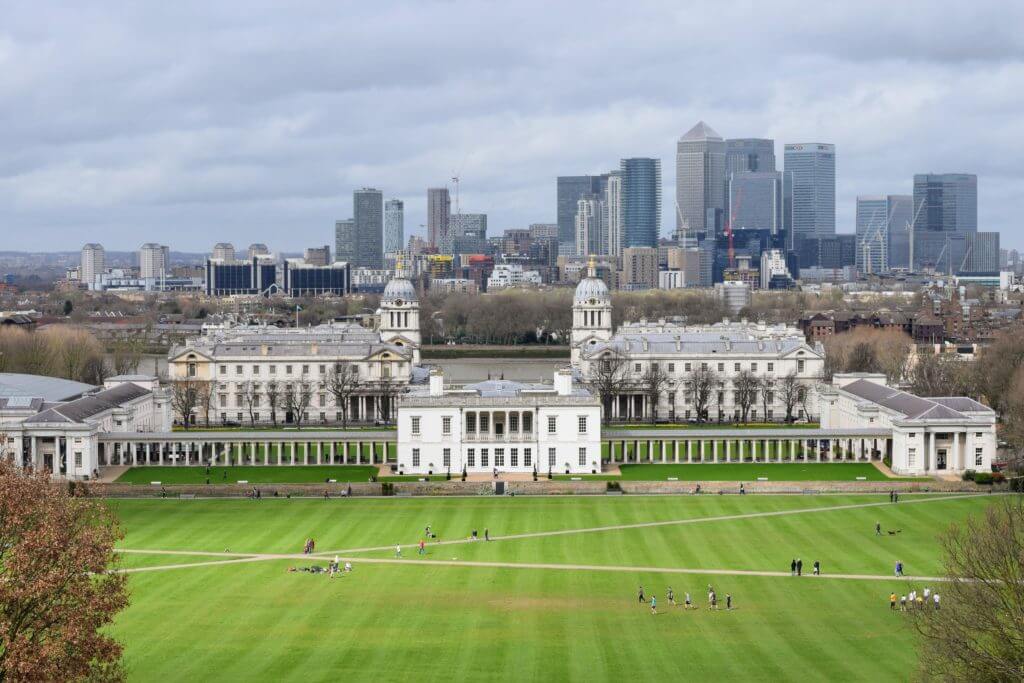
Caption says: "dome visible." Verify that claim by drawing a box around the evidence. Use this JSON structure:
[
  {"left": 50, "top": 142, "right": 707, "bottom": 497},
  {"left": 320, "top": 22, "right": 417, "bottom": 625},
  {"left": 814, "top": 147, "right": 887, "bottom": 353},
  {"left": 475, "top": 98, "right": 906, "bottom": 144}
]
[
  {"left": 382, "top": 277, "right": 417, "bottom": 304},
  {"left": 574, "top": 276, "right": 610, "bottom": 304}
]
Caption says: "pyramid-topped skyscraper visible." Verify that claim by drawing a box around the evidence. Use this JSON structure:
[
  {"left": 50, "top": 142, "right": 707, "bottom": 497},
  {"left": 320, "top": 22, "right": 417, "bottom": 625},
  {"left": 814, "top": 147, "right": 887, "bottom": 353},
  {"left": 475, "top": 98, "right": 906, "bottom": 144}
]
[{"left": 676, "top": 121, "right": 726, "bottom": 236}]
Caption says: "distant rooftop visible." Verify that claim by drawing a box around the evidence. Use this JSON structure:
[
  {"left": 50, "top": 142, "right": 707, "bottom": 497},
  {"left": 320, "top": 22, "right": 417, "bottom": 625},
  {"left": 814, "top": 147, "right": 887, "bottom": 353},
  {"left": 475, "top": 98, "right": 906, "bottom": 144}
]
[{"left": 0, "top": 373, "right": 95, "bottom": 402}]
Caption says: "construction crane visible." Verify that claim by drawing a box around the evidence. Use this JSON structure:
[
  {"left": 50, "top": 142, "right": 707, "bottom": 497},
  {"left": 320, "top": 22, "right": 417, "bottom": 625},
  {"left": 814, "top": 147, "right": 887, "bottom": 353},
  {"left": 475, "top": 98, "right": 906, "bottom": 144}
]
[
  {"left": 905, "top": 197, "right": 926, "bottom": 271},
  {"left": 857, "top": 203, "right": 888, "bottom": 275},
  {"left": 450, "top": 173, "right": 461, "bottom": 216}
]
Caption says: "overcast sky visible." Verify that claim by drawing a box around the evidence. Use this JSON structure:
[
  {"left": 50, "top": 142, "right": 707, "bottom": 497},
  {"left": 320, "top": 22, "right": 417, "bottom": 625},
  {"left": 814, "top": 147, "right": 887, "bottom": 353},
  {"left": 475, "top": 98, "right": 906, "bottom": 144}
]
[{"left": 1, "top": 1, "right": 1023, "bottom": 253}]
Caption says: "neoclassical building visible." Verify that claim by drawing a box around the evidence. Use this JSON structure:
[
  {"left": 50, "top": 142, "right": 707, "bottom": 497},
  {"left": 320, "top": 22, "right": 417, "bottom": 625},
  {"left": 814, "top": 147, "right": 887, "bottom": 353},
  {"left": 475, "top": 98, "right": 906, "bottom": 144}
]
[
  {"left": 570, "top": 264, "right": 825, "bottom": 422},
  {"left": 167, "top": 270, "right": 424, "bottom": 425},
  {"left": 396, "top": 368, "right": 602, "bottom": 475},
  {"left": 819, "top": 373, "right": 996, "bottom": 475}
]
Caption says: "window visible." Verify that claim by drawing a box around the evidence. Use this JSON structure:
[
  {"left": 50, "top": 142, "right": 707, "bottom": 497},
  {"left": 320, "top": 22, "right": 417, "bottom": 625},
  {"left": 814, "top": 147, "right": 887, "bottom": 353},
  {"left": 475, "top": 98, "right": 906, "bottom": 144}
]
[
  {"left": 909, "top": 432, "right": 916, "bottom": 438},
  {"left": 701, "top": 362, "right": 708, "bottom": 370},
  {"left": 442, "top": 416, "right": 452, "bottom": 435},
  {"left": 548, "top": 448, "right": 556, "bottom": 467},
  {"left": 302, "top": 365, "right": 309, "bottom": 375},
  {"left": 975, "top": 432, "right": 983, "bottom": 438},
  {"left": 548, "top": 416, "right": 557, "bottom": 433},
  {"left": 467, "top": 449, "right": 475, "bottom": 467},
  {"left": 577, "top": 415, "right": 587, "bottom": 434},
  {"left": 717, "top": 362, "right": 724, "bottom": 372},
  {"left": 443, "top": 448, "right": 451, "bottom": 468},
  {"left": 74, "top": 452, "right": 82, "bottom": 468},
  {"left": 975, "top": 448, "right": 983, "bottom": 466},
  {"left": 524, "top": 448, "right": 532, "bottom": 467},
  {"left": 235, "top": 365, "right": 243, "bottom": 375},
  {"left": 510, "top": 448, "right": 518, "bottom": 467},
  {"left": 235, "top": 395, "right": 243, "bottom": 408},
  {"left": 685, "top": 363, "right": 692, "bottom": 372},
  {"left": 578, "top": 447, "right": 587, "bottom": 466},
  {"left": 219, "top": 365, "right": 227, "bottom": 374},
  {"left": 319, "top": 394, "right": 326, "bottom": 407},
  {"left": 751, "top": 363, "right": 758, "bottom": 372},
  {"left": 269, "top": 365, "right": 277, "bottom": 375},
  {"left": 466, "top": 413, "right": 477, "bottom": 433},
  {"left": 237, "top": 412, "right": 243, "bottom": 421},
  {"left": 733, "top": 363, "right": 740, "bottom": 372},
  {"left": 668, "top": 363, "right": 675, "bottom": 373},
  {"left": 634, "top": 363, "right": 641, "bottom": 373},
  {"left": 495, "top": 448, "right": 505, "bottom": 467},
  {"left": 509, "top": 414, "right": 519, "bottom": 432},
  {"left": 797, "top": 360, "right": 805, "bottom": 373},
  {"left": 286, "top": 365, "right": 293, "bottom": 375},
  {"left": 411, "top": 417, "right": 421, "bottom": 435},
  {"left": 188, "top": 363, "right": 197, "bottom": 377},
  {"left": 767, "top": 362, "right": 774, "bottom": 372},
  {"left": 908, "top": 448, "right": 916, "bottom": 467},
  {"left": 319, "top": 365, "right": 326, "bottom": 374},
  {"left": 253, "top": 365, "right": 260, "bottom": 375},
  {"left": 335, "top": 412, "right": 342, "bottom": 421},
  {"left": 480, "top": 413, "right": 490, "bottom": 432},
  {"left": 319, "top": 412, "right": 326, "bottom": 422},
  {"left": 412, "top": 448, "right": 420, "bottom": 467},
  {"left": 481, "top": 449, "right": 489, "bottom": 467},
  {"left": 523, "top": 413, "right": 532, "bottom": 433}
]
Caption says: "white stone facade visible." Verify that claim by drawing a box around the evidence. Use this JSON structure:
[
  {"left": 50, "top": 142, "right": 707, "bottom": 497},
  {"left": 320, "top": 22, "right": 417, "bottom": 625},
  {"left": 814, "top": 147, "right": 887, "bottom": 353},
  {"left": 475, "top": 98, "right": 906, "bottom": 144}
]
[
  {"left": 397, "top": 369, "right": 602, "bottom": 475},
  {"left": 819, "top": 373, "right": 996, "bottom": 475}
]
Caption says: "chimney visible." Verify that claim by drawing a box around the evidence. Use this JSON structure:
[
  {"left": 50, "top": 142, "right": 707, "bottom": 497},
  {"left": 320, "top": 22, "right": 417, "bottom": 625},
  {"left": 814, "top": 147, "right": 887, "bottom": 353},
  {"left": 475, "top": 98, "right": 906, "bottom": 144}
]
[
  {"left": 554, "top": 368, "right": 573, "bottom": 396},
  {"left": 429, "top": 368, "right": 444, "bottom": 397}
]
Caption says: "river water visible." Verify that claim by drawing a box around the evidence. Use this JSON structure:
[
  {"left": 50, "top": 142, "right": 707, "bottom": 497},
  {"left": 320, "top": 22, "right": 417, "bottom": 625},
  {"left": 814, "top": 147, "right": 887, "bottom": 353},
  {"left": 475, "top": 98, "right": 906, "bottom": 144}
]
[{"left": 123, "top": 354, "right": 568, "bottom": 384}]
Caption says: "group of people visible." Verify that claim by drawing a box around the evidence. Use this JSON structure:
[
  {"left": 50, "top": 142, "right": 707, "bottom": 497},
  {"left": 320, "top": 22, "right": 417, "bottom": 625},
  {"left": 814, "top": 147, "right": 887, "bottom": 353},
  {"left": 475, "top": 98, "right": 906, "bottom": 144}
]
[
  {"left": 789, "top": 558, "right": 821, "bottom": 576},
  {"left": 890, "top": 587, "right": 939, "bottom": 611},
  {"left": 637, "top": 585, "right": 733, "bottom": 613},
  {"left": 303, "top": 538, "right": 316, "bottom": 554}
]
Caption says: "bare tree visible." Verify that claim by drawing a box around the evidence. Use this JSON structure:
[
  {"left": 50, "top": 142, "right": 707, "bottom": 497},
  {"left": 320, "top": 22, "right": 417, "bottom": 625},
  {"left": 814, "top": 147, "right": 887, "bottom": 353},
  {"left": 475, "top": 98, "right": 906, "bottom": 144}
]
[
  {"left": 641, "top": 363, "right": 670, "bottom": 423},
  {"left": 265, "top": 378, "right": 281, "bottom": 427},
  {"left": 197, "top": 379, "right": 216, "bottom": 428},
  {"left": 588, "top": 354, "right": 627, "bottom": 424},
  {"left": 283, "top": 378, "right": 314, "bottom": 428},
  {"left": 759, "top": 375, "right": 775, "bottom": 422},
  {"left": 733, "top": 370, "right": 759, "bottom": 423},
  {"left": 911, "top": 498, "right": 1024, "bottom": 681},
  {"left": 240, "top": 380, "right": 259, "bottom": 427},
  {"left": 684, "top": 366, "right": 717, "bottom": 423},
  {"left": 779, "top": 371, "right": 802, "bottom": 423},
  {"left": 169, "top": 380, "right": 202, "bottom": 428},
  {"left": 324, "top": 363, "right": 360, "bottom": 428},
  {"left": 374, "top": 379, "right": 402, "bottom": 425}
]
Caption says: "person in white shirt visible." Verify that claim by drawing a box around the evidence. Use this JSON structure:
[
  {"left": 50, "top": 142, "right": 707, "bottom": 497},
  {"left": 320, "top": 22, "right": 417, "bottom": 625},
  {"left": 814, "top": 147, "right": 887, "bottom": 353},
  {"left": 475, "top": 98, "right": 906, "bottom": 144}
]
[{"left": 933, "top": 593, "right": 940, "bottom": 610}]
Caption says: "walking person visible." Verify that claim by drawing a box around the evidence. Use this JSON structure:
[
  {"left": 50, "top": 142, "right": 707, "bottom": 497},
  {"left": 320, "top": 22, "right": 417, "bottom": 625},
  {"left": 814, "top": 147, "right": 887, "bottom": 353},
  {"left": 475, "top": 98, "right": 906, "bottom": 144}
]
[
  {"left": 933, "top": 593, "right": 940, "bottom": 610},
  {"left": 484, "top": 528, "right": 490, "bottom": 542},
  {"left": 726, "top": 594, "right": 732, "bottom": 610},
  {"left": 890, "top": 592, "right": 897, "bottom": 610},
  {"left": 650, "top": 595, "right": 657, "bottom": 614},
  {"left": 418, "top": 539, "right": 426, "bottom": 556},
  {"left": 813, "top": 560, "right": 820, "bottom": 576},
  {"left": 685, "top": 592, "right": 693, "bottom": 609},
  {"left": 667, "top": 587, "right": 675, "bottom": 606},
  {"left": 796, "top": 559, "right": 803, "bottom": 576},
  {"left": 710, "top": 591, "right": 718, "bottom": 610},
  {"left": 638, "top": 585, "right": 646, "bottom": 603},
  {"left": 790, "top": 558, "right": 797, "bottom": 575},
  {"left": 876, "top": 522, "right": 882, "bottom": 536},
  {"left": 895, "top": 560, "right": 903, "bottom": 577},
  {"left": 395, "top": 543, "right": 402, "bottom": 558}
]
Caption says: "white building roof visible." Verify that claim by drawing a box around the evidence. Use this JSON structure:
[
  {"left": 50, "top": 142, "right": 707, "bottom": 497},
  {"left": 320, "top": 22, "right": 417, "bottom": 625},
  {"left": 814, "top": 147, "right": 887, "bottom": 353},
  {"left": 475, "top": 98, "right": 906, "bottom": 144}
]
[
  {"left": 0, "top": 373, "right": 95, "bottom": 402},
  {"left": 838, "top": 379, "right": 994, "bottom": 422}
]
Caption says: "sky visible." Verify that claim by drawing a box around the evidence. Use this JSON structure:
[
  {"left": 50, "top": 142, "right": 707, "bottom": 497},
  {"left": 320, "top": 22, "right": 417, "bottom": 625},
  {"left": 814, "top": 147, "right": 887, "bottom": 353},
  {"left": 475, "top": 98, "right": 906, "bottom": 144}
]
[{"left": 1, "top": 0, "right": 1023, "bottom": 253}]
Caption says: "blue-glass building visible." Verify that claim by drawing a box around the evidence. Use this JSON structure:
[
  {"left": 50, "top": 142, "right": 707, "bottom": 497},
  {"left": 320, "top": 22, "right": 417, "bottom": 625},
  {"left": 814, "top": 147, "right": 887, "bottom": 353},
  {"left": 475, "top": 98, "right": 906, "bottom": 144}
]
[{"left": 620, "top": 157, "right": 662, "bottom": 249}]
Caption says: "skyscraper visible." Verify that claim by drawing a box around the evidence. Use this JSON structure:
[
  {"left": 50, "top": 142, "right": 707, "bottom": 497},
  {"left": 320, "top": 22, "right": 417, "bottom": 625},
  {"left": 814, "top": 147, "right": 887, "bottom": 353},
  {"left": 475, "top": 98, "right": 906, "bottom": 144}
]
[
  {"left": 605, "top": 172, "right": 622, "bottom": 257},
  {"left": 448, "top": 213, "right": 488, "bottom": 254},
  {"left": 139, "top": 243, "right": 169, "bottom": 279},
  {"left": 557, "top": 175, "right": 608, "bottom": 247},
  {"left": 427, "top": 188, "right": 451, "bottom": 250},
  {"left": 783, "top": 143, "right": 836, "bottom": 248},
  {"left": 246, "top": 243, "right": 269, "bottom": 261},
  {"left": 855, "top": 195, "right": 912, "bottom": 273},
  {"left": 334, "top": 219, "right": 356, "bottom": 264},
  {"left": 728, "top": 172, "right": 783, "bottom": 234},
  {"left": 620, "top": 158, "right": 662, "bottom": 249},
  {"left": 574, "top": 196, "right": 606, "bottom": 256},
  {"left": 353, "top": 188, "right": 384, "bottom": 269},
  {"left": 676, "top": 121, "right": 726, "bottom": 235},
  {"left": 911, "top": 173, "right": 978, "bottom": 270},
  {"left": 80, "top": 243, "right": 105, "bottom": 288},
  {"left": 725, "top": 138, "right": 776, "bottom": 175},
  {"left": 384, "top": 199, "right": 404, "bottom": 255}
]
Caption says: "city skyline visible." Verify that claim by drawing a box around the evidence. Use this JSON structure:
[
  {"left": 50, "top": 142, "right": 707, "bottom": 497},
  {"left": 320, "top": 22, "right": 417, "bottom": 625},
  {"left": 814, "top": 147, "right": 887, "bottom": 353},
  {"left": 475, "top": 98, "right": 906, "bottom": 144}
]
[{"left": 1, "top": 2, "right": 1022, "bottom": 252}]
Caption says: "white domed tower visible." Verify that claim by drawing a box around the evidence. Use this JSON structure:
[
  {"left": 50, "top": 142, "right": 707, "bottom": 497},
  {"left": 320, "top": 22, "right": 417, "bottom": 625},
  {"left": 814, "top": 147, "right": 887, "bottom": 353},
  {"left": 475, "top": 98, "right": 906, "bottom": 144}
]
[
  {"left": 379, "top": 261, "right": 421, "bottom": 364},
  {"left": 571, "top": 257, "right": 613, "bottom": 364}
]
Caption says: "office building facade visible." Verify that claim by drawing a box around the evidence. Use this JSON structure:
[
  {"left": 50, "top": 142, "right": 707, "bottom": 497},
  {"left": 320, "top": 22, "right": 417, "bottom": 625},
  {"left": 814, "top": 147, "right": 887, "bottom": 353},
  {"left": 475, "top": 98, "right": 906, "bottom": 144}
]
[
  {"left": 384, "top": 199, "right": 404, "bottom": 255},
  {"left": 726, "top": 138, "right": 776, "bottom": 175},
  {"left": 676, "top": 121, "right": 725, "bottom": 235},
  {"left": 574, "top": 196, "right": 606, "bottom": 256},
  {"left": 354, "top": 188, "right": 384, "bottom": 269},
  {"left": 447, "top": 213, "right": 488, "bottom": 255},
  {"left": 335, "top": 219, "right": 356, "bottom": 265},
  {"left": 557, "top": 175, "right": 608, "bottom": 248},
  {"left": 282, "top": 260, "right": 351, "bottom": 296},
  {"left": 728, "top": 171, "right": 783, "bottom": 233},
  {"left": 205, "top": 257, "right": 277, "bottom": 296},
  {"left": 783, "top": 143, "right": 836, "bottom": 248},
  {"left": 912, "top": 173, "right": 978, "bottom": 270},
  {"left": 620, "top": 158, "right": 662, "bottom": 249}
]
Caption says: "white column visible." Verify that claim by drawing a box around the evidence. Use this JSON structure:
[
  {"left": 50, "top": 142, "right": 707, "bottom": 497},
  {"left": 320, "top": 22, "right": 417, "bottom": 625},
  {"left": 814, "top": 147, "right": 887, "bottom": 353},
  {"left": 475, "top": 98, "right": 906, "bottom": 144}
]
[
  {"left": 713, "top": 440, "right": 719, "bottom": 463},
  {"left": 330, "top": 441, "right": 336, "bottom": 465},
  {"left": 725, "top": 439, "right": 732, "bottom": 462},
  {"left": 673, "top": 440, "right": 679, "bottom": 463},
  {"left": 687, "top": 440, "right": 693, "bottom": 463}
]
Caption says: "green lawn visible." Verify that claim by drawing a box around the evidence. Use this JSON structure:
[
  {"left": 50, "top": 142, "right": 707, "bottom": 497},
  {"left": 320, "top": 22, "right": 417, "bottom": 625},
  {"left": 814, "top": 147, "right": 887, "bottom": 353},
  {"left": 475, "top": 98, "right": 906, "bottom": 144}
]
[
  {"left": 114, "top": 465, "right": 381, "bottom": 485},
  {"left": 107, "top": 494, "right": 1000, "bottom": 680},
  {"left": 557, "top": 463, "right": 927, "bottom": 482}
]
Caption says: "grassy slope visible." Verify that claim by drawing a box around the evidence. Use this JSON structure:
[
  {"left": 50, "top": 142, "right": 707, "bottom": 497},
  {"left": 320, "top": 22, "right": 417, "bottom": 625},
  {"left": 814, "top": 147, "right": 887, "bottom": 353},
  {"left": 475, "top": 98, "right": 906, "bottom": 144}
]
[
  {"left": 114, "top": 465, "right": 381, "bottom": 485},
  {"left": 569, "top": 463, "right": 925, "bottom": 482},
  {"left": 109, "top": 495, "right": 994, "bottom": 681}
]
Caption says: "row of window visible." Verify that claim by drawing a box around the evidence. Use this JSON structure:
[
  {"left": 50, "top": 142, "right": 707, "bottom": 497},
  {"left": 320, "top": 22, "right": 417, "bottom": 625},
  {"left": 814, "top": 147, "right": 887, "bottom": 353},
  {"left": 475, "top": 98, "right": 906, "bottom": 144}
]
[
  {"left": 617, "top": 360, "right": 807, "bottom": 375},
  {"left": 410, "top": 447, "right": 589, "bottom": 468},
  {"left": 187, "top": 362, "right": 398, "bottom": 378},
  {"left": 411, "top": 415, "right": 588, "bottom": 435}
]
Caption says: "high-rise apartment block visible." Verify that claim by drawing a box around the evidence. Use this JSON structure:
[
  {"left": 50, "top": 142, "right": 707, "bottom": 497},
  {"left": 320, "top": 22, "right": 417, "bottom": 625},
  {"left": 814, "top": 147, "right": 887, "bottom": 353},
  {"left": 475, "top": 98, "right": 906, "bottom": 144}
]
[
  {"left": 676, "top": 122, "right": 725, "bottom": 235},
  {"left": 80, "top": 243, "right": 105, "bottom": 288},
  {"left": 427, "top": 187, "right": 451, "bottom": 250},
  {"left": 384, "top": 199, "right": 404, "bottom": 255},
  {"left": 212, "top": 242, "right": 236, "bottom": 262},
  {"left": 783, "top": 143, "right": 836, "bottom": 249},
  {"left": 620, "top": 157, "right": 661, "bottom": 249},
  {"left": 303, "top": 245, "right": 331, "bottom": 267},
  {"left": 912, "top": 173, "right": 978, "bottom": 270},
  {"left": 557, "top": 175, "right": 608, "bottom": 248},
  {"left": 335, "top": 219, "right": 356, "bottom": 264},
  {"left": 620, "top": 247, "right": 658, "bottom": 290},
  {"left": 139, "top": 243, "right": 169, "bottom": 279},
  {"left": 353, "top": 187, "right": 384, "bottom": 269}
]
